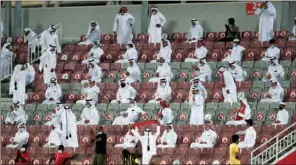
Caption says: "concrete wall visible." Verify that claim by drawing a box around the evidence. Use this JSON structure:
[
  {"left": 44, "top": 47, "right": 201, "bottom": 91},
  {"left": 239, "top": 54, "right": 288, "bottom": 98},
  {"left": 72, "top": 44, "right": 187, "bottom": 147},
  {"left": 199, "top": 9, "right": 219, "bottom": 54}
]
[{"left": 2, "top": 2, "right": 284, "bottom": 39}]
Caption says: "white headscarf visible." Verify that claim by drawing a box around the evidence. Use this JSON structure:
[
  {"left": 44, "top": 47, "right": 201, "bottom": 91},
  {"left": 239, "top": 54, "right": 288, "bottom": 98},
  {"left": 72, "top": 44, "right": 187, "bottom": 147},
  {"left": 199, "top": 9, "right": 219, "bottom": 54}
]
[{"left": 87, "top": 21, "right": 100, "bottom": 35}]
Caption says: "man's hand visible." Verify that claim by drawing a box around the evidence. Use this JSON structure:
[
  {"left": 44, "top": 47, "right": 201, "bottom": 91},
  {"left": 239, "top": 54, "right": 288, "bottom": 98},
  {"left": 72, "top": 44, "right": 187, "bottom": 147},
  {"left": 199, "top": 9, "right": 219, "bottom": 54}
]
[
  {"left": 116, "top": 111, "right": 121, "bottom": 116},
  {"left": 125, "top": 71, "right": 130, "bottom": 76},
  {"left": 117, "top": 100, "right": 121, "bottom": 104},
  {"left": 52, "top": 109, "right": 56, "bottom": 114},
  {"left": 225, "top": 24, "right": 229, "bottom": 29},
  {"left": 265, "top": 93, "right": 271, "bottom": 98},
  {"left": 158, "top": 114, "right": 163, "bottom": 119},
  {"left": 156, "top": 24, "right": 161, "bottom": 28},
  {"left": 155, "top": 72, "right": 159, "bottom": 77},
  {"left": 12, "top": 141, "right": 17, "bottom": 145},
  {"left": 259, "top": 2, "right": 264, "bottom": 8},
  {"left": 10, "top": 105, "right": 14, "bottom": 111},
  {"left": 266, "top": 74, "right": 271, "bottom": 79},
  {"left": 85, "top": 120, "right": 90, "bottom": 123},
  {"left": 289, "top": 32, "right": 295, "bottom": 37}
]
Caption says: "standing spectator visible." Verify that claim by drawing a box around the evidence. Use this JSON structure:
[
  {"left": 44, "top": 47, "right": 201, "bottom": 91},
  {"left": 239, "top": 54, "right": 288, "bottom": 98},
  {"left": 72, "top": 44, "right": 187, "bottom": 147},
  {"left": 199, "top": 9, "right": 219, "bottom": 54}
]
[
  {"left": 6, "top": 124, "right": 29, "bottom": 148},
  {"left": 5, "top": 101, "right": 27, "bottom": 125},
  {"left": 24, "top": 28, "right": 40, "bottom": 56},
  {"left": 148, "top": 6, "right": 166, "bottom": 44},
  {"left": 186, "top": 18, "right": 203, "bottom": 43},
  {"left": 113, "top": 7, "right": 135, "bottom": 44},
  {"left": 222, "top": 39, "right": 245, "bottom": 62},
  {"left": 229, "top": 135, "right": 241, "bottom": 165},
  {"left": 121, "top": 149, "right": 140, "bottom": 165},
  {"left": 219, "top": 18, "right": 239, "bottom": 42},
  {"left": 255, "top": 1, "right": 276, "bottom": 42},
  {"left": 15, "top": 145, "right": 31, "bottom": 165},
  {"left": 91, "top": 126, "right": 107, "bottom": 165},
  {"left": 261, "top": 39, "right": 280, "bottom": 62},
  {"left": 218, "top": 66, "right": 238, "bottom": 103},
  {"left": 49, "top": 145, "right": 72, "bottom": 165},
  {"left": 289, "top": 17, "right": 296, "bottom": 40},
  {"left": 40, "top": 25, "right": 61, "bottom": 53}
]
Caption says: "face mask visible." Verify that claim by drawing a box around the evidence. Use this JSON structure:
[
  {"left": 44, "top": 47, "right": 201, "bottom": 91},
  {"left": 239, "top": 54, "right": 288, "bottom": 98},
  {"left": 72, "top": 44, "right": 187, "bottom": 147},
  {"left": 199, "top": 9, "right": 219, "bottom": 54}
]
[
  {"left": 193, "top": 83, "right": 199, "bottom": 87},
  {"left": 120, "top": 83, "right": 126, "bottom": 88},
  {"left": 152, "top": 11, "right": 157, "bottom": 15},
  {"left": 97, "top": 132, "right": 102, "bottom": 135},
  {"left": 19, "top": 128, "right": 25, "bottom": 132},
  {"left": 126, "top": 46, "right": 130, "bottom": 50},
  {"left": 20, "top": 148, "right": 26, "bottom": 152},
  {"left": 271, "top": 45, "right": 275, "bottom": 48},
  {"left": 233, "top": 43, "right": 237, "bottom": 47},
  {"left": 160, "top": 83, "right": 166, "bottom": 87},
  {"left": 86, "top": 103, "right": 91, "bottom": 108},
  {"left": 130, "top": 104, "right": 135, "bottom": 107},
  {"left": 58, "top": 150, "right": 63, "bottom": 153}
]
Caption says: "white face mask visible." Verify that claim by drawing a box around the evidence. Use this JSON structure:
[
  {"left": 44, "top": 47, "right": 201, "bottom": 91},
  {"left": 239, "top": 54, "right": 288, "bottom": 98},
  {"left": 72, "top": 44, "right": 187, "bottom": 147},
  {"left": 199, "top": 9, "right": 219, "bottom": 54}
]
[
  {"left": 58, "top": 150, "right": 63, "bottom": 153},
  {"left": 130, "top": 104, "right": 135, "bottom": 108},
  {"left": 126, "top": 46, "right": 130, "bottom": 50},
  {"left": 233, "top": 43, "right": 237, "bottom": 47},
  {"left": 97, "top": 132, "right": 102, "bottom": 135},
  {"left": 20, "top": 148, "right": 26, "bottom": 152},
  {"left": 19, "top": 128, "right": 25, "bottom": 132},
  {"left": 160, "top": 83, "right": 166, "bottom": 87}
]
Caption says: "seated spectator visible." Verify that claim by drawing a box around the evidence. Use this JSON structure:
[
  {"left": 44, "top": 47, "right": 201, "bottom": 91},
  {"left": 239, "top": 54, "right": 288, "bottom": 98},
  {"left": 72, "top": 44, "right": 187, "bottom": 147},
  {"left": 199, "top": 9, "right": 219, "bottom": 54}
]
[
  {"left": 87, "top": 59, "right": 103, "bottom": 83},
  {"left": 190, "top": 119, "right": 217, "bottom": 148},
  {"left": 76, "top": 79, "right": 100, "bottom": 105},
  {"left": 82, "top": 40, "right": 104, "bottom": 64},
  {"left": 77, "top": 98, "right": 100, "bottom": 125},
  {"left": 156, "top": 123, "right": 177, "bottom": 149},
  {"left": 43, "top": 124, "right": 63, "bottom": 148},
  {"left": 125, "top": 58, "right": 141, "bottom": 83},
  {"left": 148, "top": 78, "right": 172, "bottom": 104},
  {"left": 44, "top": 102, "right": 64, "bottom": 126},
  {"left": 262, "top": 57, "right": 284, "bottom": 83},
  {"left": 111, "top": 79, "right": 137, "bottom": 104},
  {"left": 219, "top": 18, "right": 240, "bottom": 42},
  {"left": 273, "top": 102, "right": 289, "bottom": 125},
  {"left": 236, "top": 119, "right": 256, "bottom": 149},
  {"left": 228, "top": 61, "right": 247, "bottom": 82},
  {"left": 113, "top": 101, "right": 145, "bottom": 125},
  {"left": 79, "top": 21, "right": 101, "bottom": 45},
  {"left": 260, "top": 79, "right": 284, "bottom": 103},
  {"left": 186, "top": 18, "right": 203, "bottom": 43},
  {"left": 289, "top": 17, "right": 296, "bottom": 40},
  {"left": 262, "top": 39, "right": 280, "bottom": 62},
  {"left": 149, "top": 57, "right": 173, "bottom": 83},
  {"left": 226, "top": 97, "right": 251, "bottom": 125},
  {"left": 194, "top": 58, "right": 212, "bottom": 83},
  {"left": 6, "top": 124, "right": 29, "bottom": 148},
  {"left": 222, "top": 39, "right": 245, "bottom": 62},
  {"left": 15, "top": 144, "right": 31, "bottom": 165},
  {"left": 115, "top": 128, "right": 138, "bottom": 149},
  {"left": 150, "top": 39, "right": 172, "bottom": 63},
  {"left": 42, "top": 78, "right": 62, "bottom": 105},
  {"left": 5, "top": 101, "right": 27, "bottom": 125},
  {"left": 184, "top": 40, "right": 208, "bottom": 62},
  {"left": 157, "top": 100, "right": 173, "bottom": 125},
  {"left": 115, "top": 42, "right": 138, "bottom": 64}
]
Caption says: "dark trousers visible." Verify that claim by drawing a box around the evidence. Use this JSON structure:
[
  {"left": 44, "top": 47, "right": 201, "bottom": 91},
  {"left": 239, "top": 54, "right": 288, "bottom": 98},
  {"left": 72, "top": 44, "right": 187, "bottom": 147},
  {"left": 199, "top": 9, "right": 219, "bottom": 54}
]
[{"left": 93, "top": 153, "right": 106, "bottom": 165}]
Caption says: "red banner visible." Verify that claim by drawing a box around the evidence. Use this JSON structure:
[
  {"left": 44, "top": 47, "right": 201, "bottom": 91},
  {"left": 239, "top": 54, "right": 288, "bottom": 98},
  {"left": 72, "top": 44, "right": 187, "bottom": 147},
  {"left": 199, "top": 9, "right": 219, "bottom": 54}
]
[{"left": 246, "top": 2, "right": 261, "bottom": 15}]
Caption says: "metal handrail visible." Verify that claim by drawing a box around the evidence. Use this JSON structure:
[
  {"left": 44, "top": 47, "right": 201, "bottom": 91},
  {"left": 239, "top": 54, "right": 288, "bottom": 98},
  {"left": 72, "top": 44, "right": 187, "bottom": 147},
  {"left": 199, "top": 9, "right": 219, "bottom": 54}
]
[{"left": 250, "top": 122, "right": 296, "bottom": 164}]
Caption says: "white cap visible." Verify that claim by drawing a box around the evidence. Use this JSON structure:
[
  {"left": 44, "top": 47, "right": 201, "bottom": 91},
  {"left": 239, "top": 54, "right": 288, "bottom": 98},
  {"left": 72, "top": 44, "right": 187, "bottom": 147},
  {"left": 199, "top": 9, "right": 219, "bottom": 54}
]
[
  {"left": 233, "top": 38, "right": 240, "bottom": 42},
  {"left": 279, "top": 102, "right": 285, "bottom": 105}
]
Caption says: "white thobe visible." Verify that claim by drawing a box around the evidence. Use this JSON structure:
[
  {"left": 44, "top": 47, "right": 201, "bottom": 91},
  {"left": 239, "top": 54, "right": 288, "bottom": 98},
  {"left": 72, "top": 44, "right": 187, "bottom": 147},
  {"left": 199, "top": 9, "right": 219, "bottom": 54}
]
[
  {"left": 39, "top": 50, "right": 57, "bottom": 85},
  {"left": 186, "top": 24, "right": 203, "bottom": 43},
  {"left": 148, "top": 12, "right": 166, "bottom": 44},
  {"left": 10, "top": 65, "right": 35, "bottom": 87},
  {"left": 77, "top": 106, "right": 100, "bottom": 125},
  {"left": 43, "top": 127, "right": 63, "bottom": 148},
  {"left": 42, "top": 85, "right": 62, "bottom": 105},
  {"left": 111, "top": 85, "right": 137, "bottom": 103},
  {"left": 6, "top": 130, "right": 29, "bottom": 148},
  {"left": 115, "top": 132, "right": 138, "bottom": 149},
  {"left": 88, "top": 65, "right": 103, "bottom": 83},
  {"left": 150, "top": 45, "right": 172, "bottom": 63},
  {"left": 196, "top": 63, "right": 212, "bottom": 83},
  {"left": 190, "top": 129, "right": 217, "bottom": 148},
  {"left": 112, "top": 106, "right": 145, "bottom": 125},
  {"left": 148, "top": 86, "right": 172, "bottom": 104},
  {"left": 255, "top": 3, "right": 276, "bottom": 42},
  {"left": 275, "top": 109, "right": 289, "bottom": 125},
  {"left": 40, "top": 30, "right": 61, "bottom": 53},
  {"left": 189, "top": 94, "right": 205, "bottom": 125},
  {"left": 82, "top": 47, "right": 104, "bottom": 64},
  {"left": 126, "top": 64, "right": 141, "bottom": 83},
  {"left": 5, "top": 107, "right": 27, "bottom": 125},
  {"left": 289, "top": 25, "right": 296, "bottom": 40},
  {"left": 9, "top": 67, "right": 29, "bottom": 105},
  {"left": 228, "top": 65, "right": 247, "bottom": 82},
  {"left": 260, "top": 85, "right": 284, "bottom": 103},
  {"left": 189, "top": 83, "right": 207, "bottom": 101},
  {"left": 24, "top": 28, "right": 40, "bottom": 55},
  {"left": 149, "top": 63, "right": 173, "bottom": 83},
  {"left": 0, "top": 20, "right": 3, "bottom": 36},
  {"left": 264, "top": 64, "right": 284, "bottom": 82},
  {"left": 113, "top": 13, "right": 135, "bottom": 44},
  {"left": 226, "top": 105, "right": 252, "bottom": 126},
  {"left": 44, "top": 107, "right": 64, "bottom": 126},
  {"left": 262, "top": 46, "right": 281, "bottom": 62},
  {"left": 221, "top": 70, "right": 237, "bottom": 103},
  {"left": 1, "top": 44, "right": 14, "bottom": 79},
  {"left": 131, "top": 126, "right": 161, "bottom": 165},
  {"left": 237, "top": 126, "right": 256, "bottom": 148},
  {"left": 79, "top": 25, "right": 101, "bottom": 45},
  {"left": 76, "top": 85, "right": 100, "bottom": 105},
  {"left": 184, "top": 46, "right": 208, "bottom": 62},
  {"left": 115, "top": 48, "right": 138, "bottom": 64},
  {"left": 158, "top": 108, "right": 173, "bottom": 125},
  {"left": 157, "top": 130, "right": 177, "bottom": 149},
  {"left": 60, "top": 109, "right": 79, "bottom": 148},
  {"left": 222, "top": 45, "right": 245, "bottom": 62}
]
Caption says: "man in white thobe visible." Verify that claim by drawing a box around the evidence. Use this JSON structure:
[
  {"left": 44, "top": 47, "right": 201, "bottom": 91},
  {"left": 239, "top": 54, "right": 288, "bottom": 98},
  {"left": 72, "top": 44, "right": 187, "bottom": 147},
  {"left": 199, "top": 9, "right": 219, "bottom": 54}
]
[
  {"left": 24, "top": 28, "right": 40, "bottom": 56},
  {"left": 40, "top": 25, "right": 61, "bottom": 53},
  {"left": 1, "top": 20, "right": 3, "bottom": 37},
  {"left": 6, "top": 124, "right": 29, "bottom": 148},
  {"left": 82, "top": 41, "right": 104, "bottom": 64},
  {"left": 39, "top": 45, "right": 57, "bottom": 85},
  {"left": 260, "top": 79, "right": 284, "bottom": 103},
  {"left": 76, "top": 79, "right": 100, "bottom": 105},
  {"left": 115, "top": 42, "right": 138, "bottom": 63},
  {"left": 77, "top": 98, "right": 100, "bottom": 125},
  {"left": 79, "top": 21, "right": 101, "bottom": 45},
  {"left": 262, "top": 39, "right": 281, "bottom": 62},
  {"left": 184, "top": 40, "right": 208, "bottom": 62},
  {"left": 148, "top": 7, "right": 166, "bottom": 44},
  {"left": 150, "top": 39, "right": 172, "bottom": 63},
  {"left": 228, "top": 61, "right": 247, "bottom": 82},
  {"left": 157, "top": 123, "right": 177, "bottom": 149},
  {"left": 186, "top": 18, "right": 203, "bottom": 43},
  {"left": 43, "top": 124, "right": 63, "bottom": 148},
  {"left": 289, "top": 17, "right": 296, "bottom": 40},
  {"left": 236, "top": 119, "right": 257, "bottom": 149},
  {"left": 60, "top": 105, "right": 79, "bottom": 148},
  {"left": 190, "top": 120, "right": 217, "bottom": 149},
  {"left": 189, "top": 88, "right": 205, "bottom": 125},
  {"left": 148, "top": 78, "right": 172, "bottom": 104},
  {"left": 44, "top": 102, "right": 64, "bottom": 126},
  {"left": 273, "top": 102, "right": 289, "bottom": 125},
  {"left": 113, "top": 101, "right": 145, "bottom": 125},
  {"left": 131, "top": 126, "right": 161, "bottom": 165},
  {"left": 9, "top": 62, "right": 35, "bottom": 105},
  {"left": 111, "top": 79, "right": 137, "bottom": 104},
  {"left": 263, "top": 57, "right": 284, "bottom": 83},
  {"left": 42, "top": 78, "right": 62, "bottom": 105},
  {"left": 195, "top": 58, "right": 212, "bottom": 83},
  {"left": 1, "top": 43, "right": 15, "bottom": 79},
  {"left": 222, "top": 39, "right": 245, "bottom": 62},
  {"left": 113, "top": 7, "right": 135, "bottom": 44},
  {"left": 158, "top": 100, "right": 173, "bottom": 125},
  {"left": 255, "top": 1, "right": 276, "bottom": 42},
  {"left": 188, "top": 78, "right": 207, "bottom": 102},
  {"left": 226, "top": 97, "right": 251, "bottom": 125},
  {"left": 87, "top": 59, "right": 103, "bottom": 83},
  {"left": 125, "top": 58, "right": 141, "bottom": 83},
  {"left": 115, "top": 128, "right": 138, "bottom": 149},
  {"left": 5, "top": 101, "right": 27, "bottom": 125},
  {"left": 149, "top": 58, "right": 173, "bottom": 83},
  {"left": 218, "top": 66, "right": 238, "bottom": 103}
]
